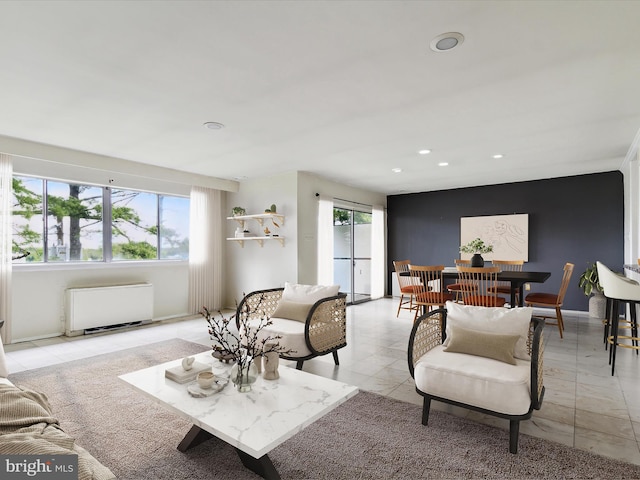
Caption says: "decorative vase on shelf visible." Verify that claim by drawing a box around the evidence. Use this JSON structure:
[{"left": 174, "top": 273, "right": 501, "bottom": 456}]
[
  {"left": 230, "top": 348, "right": 258, "bottom": 393},
  {"left": 471, "top": 253, "right": 484, "bottom": 267}
]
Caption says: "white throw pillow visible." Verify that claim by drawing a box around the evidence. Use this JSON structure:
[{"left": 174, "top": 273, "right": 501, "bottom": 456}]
[
  {"left": 444, "top": 301, "right": 532, "bottom": 360},
  {"left": 282, "top": 282, "right": 340, "bottom": 304}
]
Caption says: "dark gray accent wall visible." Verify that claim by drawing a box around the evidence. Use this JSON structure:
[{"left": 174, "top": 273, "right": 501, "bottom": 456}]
[{"left": 387, "top": 171, "right": 624, "bottom": 312}]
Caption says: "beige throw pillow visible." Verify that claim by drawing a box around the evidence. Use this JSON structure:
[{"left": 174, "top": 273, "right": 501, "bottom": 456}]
[
  {"left": 444, "top": 301, "right": 532, "bottom": 360},
  {"left": 271, "top": 300, "right": 312, "bottom": 322},
  {"left": 443, "top": 325, "right": 520, "bottom": 365}
]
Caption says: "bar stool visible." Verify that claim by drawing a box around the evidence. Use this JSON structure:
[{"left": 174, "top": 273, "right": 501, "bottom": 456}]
[{"left": 596, "top": 261, "right": 640, "bottom": 375}]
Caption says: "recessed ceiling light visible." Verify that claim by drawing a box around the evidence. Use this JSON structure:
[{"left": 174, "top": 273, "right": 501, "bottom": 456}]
[
  {"left": 392, "top": 168, "right": 402, "bottom": 173},
  {"left": 492, "top": 154, "right": 504, "bottom": 159},
  {"left": 203, "top": 121, "right": 225, "bottom": 130},
  {"left": 418, "top": 149, "right": 431, "bottom": 155},
  {"left": 430, "top": 32, "right": 464, "bottom": 52},
  {"left": 438, "top": 162, "right": 449, "bottom": 167}
]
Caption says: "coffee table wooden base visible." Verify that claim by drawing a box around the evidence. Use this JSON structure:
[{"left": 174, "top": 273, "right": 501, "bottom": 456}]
[{"left": 177, "top": 425, "right": 281, "bottom": 480}]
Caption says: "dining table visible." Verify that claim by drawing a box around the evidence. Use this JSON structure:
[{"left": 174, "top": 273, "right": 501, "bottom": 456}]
[
  {"left": 399, "top": 267, "right": 552, "bottom": 308},
  {"left": 441, "top": 267, "right": 551, "bottom": 308}
]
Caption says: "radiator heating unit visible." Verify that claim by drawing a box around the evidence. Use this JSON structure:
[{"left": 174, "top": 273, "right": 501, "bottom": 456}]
[{"left": 65, "top": 283, "right": 153, "bottom": 335}]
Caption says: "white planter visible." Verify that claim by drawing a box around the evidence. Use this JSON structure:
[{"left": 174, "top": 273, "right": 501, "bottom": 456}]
[{"left": 589, "top": 292, "right": 606, "bottom": 318}]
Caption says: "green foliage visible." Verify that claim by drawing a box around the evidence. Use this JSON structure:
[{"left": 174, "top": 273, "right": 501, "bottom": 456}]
[
  {"left": 114, "top": 241, "right": 158, "bottom": 260},
  {"left": 12, "top": 178, "right": 170, "bottom": 262},
  {"left": 333, "top": 209, "right": 371, "bottom": 225},
  {"left": 460, "top": 237, "right": 494, "bottom": 254},
  {"left": 578, "top": 262, "right": 602, "bottom": 296},
  {"left": 12, "top": 178, "right": 41, "bottom": 219}
]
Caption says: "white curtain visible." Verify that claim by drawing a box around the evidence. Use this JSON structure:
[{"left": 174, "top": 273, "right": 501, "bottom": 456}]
[
  {"left": 317, "top": 194, "right": 334, "bottom": 285},
  {"left": 0, "top": 154, "right": 12, "bottom": 343},
  {"left": 188, "top": 186, "right": 222, "bottom": 314},
  {"left": 371, "top": 205, "right": 385, "bottom": 299}
]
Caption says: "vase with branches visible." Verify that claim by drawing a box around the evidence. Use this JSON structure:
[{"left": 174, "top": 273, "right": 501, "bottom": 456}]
[{"left": 201, "top": 297, "right": 293, "bottom": 392}]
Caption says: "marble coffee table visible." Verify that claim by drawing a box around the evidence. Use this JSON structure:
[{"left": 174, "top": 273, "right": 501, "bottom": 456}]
[{"left": 119, "top": 350, "right": 359, "bottom": 479}]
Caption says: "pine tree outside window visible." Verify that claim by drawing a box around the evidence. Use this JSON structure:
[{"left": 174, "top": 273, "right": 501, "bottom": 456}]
[{"left": 11, "top": 175, "right": 189, "bottom": 263}]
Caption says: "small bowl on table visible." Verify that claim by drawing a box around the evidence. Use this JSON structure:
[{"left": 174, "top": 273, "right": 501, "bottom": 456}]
[{"left": 197, "top": 371, "right": 215, "bottom": 389}]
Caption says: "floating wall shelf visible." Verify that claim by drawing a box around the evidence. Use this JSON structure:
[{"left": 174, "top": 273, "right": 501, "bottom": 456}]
[
  {"left": 227, "top": 213, "right": 285, "bottom": 247},
  {"left": 226, "top": 236, "right": 285, "bottom": 248},
  {"left": 227, "top": 213, "right": 285, "bottom": 227}
]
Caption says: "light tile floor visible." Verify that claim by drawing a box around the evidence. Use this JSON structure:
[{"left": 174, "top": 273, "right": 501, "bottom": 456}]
[{"left": 4, "top": 298, "right": 640, "bottom": 465}]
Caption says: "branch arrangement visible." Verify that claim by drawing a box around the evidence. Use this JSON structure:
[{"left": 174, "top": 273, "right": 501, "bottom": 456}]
[{"left": 201, "top": 293, "right": 295, "bottom": 377}]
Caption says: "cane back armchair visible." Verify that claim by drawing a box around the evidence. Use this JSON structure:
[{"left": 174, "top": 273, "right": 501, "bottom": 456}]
[
  {"left": 236, "top": 284, "right": 347, "bottom": 370},
  {"left": 408, "top": 302, "right": 545, "bottom": 454}
]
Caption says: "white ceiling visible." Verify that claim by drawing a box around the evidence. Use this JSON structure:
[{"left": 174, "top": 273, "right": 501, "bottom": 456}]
[{"left": 1, "top": 0, "right": 639, "bottom": 195}]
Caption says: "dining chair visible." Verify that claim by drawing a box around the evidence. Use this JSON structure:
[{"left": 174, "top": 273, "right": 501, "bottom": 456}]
[
  {"left": 596, "top": 261, "right": 639, "bottom": 375},
  {"left": 524, "top": 262, "right": 574, "bottom": 338},
  {"left": 489, "top": 260, "right": 525, "bottom": 305},
  {"left": 409, "top": 264, "right": 455, "bottom": 320},
  {"left": 455, "top": 266, "right": 506, "bottom": 307},
  {"left": 393, "top": 260, "right": 420, "bottom": 317},
  {"left": 447, "top": 259, "right": 472, "bottom": 303}
]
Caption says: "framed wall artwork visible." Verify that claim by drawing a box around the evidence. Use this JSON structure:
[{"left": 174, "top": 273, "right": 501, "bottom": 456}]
[{"left": 460, "top": 214, "right": 529, "bottom": 261}]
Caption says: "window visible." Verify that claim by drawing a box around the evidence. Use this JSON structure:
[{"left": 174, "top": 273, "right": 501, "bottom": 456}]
[
  {"left": 111, "top": 189, "right": 158, "bottom": 261},
  {"left": 47, "top": 181, "right": 103, "bottom": 262},
  {"left": 11, "top": 175, "right": 189, "bottom": 263},
  {"left": 159, "top": 195, "right": 190, "bottom": 260},
  {"left": 12, "top": 176, "right": 44, "bottom": 261}
]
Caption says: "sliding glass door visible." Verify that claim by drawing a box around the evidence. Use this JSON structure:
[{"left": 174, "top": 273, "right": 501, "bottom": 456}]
[{"left": 333, "top": 207, "right": 372, "bottom": 304}]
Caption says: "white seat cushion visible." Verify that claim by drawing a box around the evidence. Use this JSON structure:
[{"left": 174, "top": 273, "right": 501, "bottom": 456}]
[
  {"left": 246, "top": 317, "right": 311, "bottom": 358},
  {"left": 414, "top": 345, "right": 532, "bottom": 416}
]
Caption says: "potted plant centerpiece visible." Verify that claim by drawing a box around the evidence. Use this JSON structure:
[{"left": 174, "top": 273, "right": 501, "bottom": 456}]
[
  {"left": 578, "top": 262, "right": 606, "bottom": 318},
  {"left": 460, "top": 237, "right": 494, "bottom": 267}
]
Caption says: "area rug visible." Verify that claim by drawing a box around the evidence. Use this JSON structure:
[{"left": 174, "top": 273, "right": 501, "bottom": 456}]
[{"left": 9, "top": 339, "right": 640, "bottom": 479}]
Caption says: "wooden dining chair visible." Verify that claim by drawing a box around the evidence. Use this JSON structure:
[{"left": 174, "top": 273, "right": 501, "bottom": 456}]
[
  {"left": 489, "top": 260, "right": 525, "bottom": 305},
  {"left": 409, "top": 264, "right": 455, "bottom": 320},
  {"left": 447, "top": 259, "right": 473, "bottom": 303},
  {"left": 456, "top": 265, "right": 507, "bottom": 307},
  {"left": 524, "top": 262, "right": 574, "bottom": 338},
  {"left": 393, "top": 260, "right": 420, "bottom": 317}
]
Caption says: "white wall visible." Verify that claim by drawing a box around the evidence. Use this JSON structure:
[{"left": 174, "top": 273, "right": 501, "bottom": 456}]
[
  {"left": 622, "top": 129, "right": 640, "bottom": 264},
  {"left": 223, "top": 172, "right": 299, "bottom": 308},
  {"left": 223, "top": 172, "right": 387, "bottom": 307},
  {"left": 4, "top": 135, "right": 238, "bottom": 194},
  {"left": 12, "top": 262, "right": 189, "bottom": 342}
]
